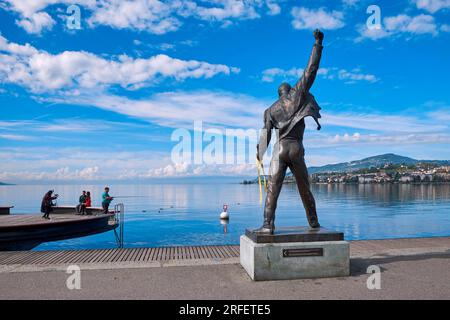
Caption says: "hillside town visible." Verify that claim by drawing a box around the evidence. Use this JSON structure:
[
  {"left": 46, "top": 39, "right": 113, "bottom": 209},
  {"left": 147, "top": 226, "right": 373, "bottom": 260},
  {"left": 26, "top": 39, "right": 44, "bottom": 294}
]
[
  {"left": 242, "top": 163, "right": 450, "bottom": 185},
  {"left": 307, "top": 164, "right": 450, "bottom": 184}
]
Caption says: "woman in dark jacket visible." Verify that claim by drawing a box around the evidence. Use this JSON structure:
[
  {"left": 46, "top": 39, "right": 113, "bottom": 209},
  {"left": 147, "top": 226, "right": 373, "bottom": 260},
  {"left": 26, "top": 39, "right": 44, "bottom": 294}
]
[{"left": 41, "top": 190, "right": 58, "bottom": 219}]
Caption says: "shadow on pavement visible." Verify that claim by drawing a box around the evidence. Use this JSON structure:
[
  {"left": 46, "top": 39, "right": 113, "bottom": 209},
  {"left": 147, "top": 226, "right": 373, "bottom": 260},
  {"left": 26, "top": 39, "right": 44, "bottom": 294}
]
[{"left": 350, "top": 250, "right": 450, "bottom": 276}]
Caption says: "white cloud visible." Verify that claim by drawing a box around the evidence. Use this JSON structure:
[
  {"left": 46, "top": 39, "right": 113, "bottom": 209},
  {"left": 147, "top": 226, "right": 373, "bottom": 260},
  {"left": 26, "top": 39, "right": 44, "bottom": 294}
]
[
  {"left": 0, "top": 134, "right": 34, "bottom": 141},
  {"left": 0, "top": 35, "right": 239, "bottom": 93},
  {"left": 427, "top": 108, "right": 450, "bottom": 121},
  {"left": 145, "top": 162, "right": 256, "bottom": 178},
  {"left": 385, "top": 14, "right": 437, "bottom": 35},
  {"left": 0, "top": 166, "right": 99, "bottom": 181},
  {"left": 261, "top": 66, "right": 377, "bottom": 84},
  {"left": 44, "top": 90, "right": 266, "bottom": 129},
  {"left": 342, "top": 0, "right": 359, "bottom": 6},
  {"left": 36, "top": 119, "right": 133, "bottom": 132},
  {"left": 337, "top": 68, "right": 378, "bottom": 83},
  {"left": 291, "top": 7, "right": 345, "bottom": 30},
  {"left": 330, "top": 132, "right": 361, "bottom": 143},
  {"left": 1, "top": 0, "right": 95, "bottom": 34},
  {"left": 356, "top": 24, "right": 391, "bottom": 41},
  {"left": 414, "top": 0, "right": 450, "bottom": 13},
  {"left": 87, "top": 0, "right": 182, "bottom": 34},
  {"left": 440, "top": 24, "right": 450, "bottom": 32},
  {"left": 321, "top": 111, "right": 447, "bottom": 133},
  {"left": 146, "top": 162, "right": 191, "bottom": 177},
  {"left": 178, "top": 0, "right": 260, "bottom": 21},
  {"left": 0, "top": 146, "right": 170, "bottom": 181},
  {"left": 266, "top": 1, "right": 281, "bottom": 15},
  {"left": 357, "top": 13, "right": 438, "bottom": 41},
  {"left": 15, "top": 11, "right": 55, "bottom": 34},
  {"left": 1, "top": 0, "right": 280, "bottom": 34},
  {"left": 305, "top": 132, "right": 450, "bottom": 148},
  {"left": 261, "top": 67, "right": 304, "bottom": 82},
  {"left": 0, "top": 146, "right": 257, "bottom": 181},
  {"left": 0, "top": 119, "right": 166, "bottom": 145}
]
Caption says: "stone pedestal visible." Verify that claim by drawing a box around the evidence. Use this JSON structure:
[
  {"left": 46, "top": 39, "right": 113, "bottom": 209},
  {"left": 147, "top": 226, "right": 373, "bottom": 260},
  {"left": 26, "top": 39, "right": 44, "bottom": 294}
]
[{"left": 240, "top": 227, "right": 350, "bottom": 281}]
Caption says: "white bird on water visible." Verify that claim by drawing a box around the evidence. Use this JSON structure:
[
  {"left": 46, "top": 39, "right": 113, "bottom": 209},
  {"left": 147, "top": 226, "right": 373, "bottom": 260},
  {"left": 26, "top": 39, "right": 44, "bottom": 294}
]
[{"left": 220, "top": 204, "right": 229, "bottom": 220}]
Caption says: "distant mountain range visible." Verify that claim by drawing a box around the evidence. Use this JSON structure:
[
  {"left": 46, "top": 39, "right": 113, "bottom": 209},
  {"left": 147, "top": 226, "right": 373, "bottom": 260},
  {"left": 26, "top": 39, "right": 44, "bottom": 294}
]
[{"left": 308, "top": 153, "right": 450, "bottom": 174}]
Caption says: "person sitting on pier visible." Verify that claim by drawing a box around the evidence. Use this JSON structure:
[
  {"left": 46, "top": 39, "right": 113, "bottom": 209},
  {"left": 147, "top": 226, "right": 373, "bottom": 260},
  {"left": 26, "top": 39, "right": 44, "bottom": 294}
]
[
  {"left": 76, "top": 190, "right": 87, "bottom": 215},
  {"left": 102, "top": 187, "right": 114, "bottom": 214},
  {"left": 83, "top": 191, "right": 92, "bottom": 215},
  {"left": 41, "top": 190, "right": 58, "bottom": 220}
]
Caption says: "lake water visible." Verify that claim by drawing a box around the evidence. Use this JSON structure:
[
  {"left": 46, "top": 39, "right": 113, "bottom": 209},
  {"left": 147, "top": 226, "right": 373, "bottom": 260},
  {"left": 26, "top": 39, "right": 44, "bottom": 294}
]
[{"left": 1, "top": 182, "right": 450, "bottom": 251}]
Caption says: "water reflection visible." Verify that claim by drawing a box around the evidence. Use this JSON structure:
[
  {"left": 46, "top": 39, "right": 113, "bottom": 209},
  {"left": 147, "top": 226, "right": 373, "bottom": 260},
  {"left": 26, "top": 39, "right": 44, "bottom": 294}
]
[{"left": 220, "top": 219, "right": 229, "bottom": 234}]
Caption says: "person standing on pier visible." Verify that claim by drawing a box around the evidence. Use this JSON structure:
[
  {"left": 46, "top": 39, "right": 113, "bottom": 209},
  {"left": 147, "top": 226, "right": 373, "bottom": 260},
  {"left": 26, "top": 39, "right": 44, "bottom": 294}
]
[
  {"left": 102, "top": 187, "right": 114, "bottom": 214},
  {"left": 41, "top": 190, "right": 58, "bottom": 219}
]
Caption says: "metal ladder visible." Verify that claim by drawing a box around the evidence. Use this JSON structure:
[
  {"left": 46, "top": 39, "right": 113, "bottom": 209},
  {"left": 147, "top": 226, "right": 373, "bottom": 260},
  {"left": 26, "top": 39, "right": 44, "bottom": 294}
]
[{"left": 113, "top": 203, "right": 125, "bottom": 248}]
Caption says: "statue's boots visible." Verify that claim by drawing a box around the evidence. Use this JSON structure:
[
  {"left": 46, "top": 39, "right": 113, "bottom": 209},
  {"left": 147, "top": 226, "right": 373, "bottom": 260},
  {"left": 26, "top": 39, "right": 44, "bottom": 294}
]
[
  {"left": 254, "top": 218, "right": 275, "bottom": 235},
  {"left": 307, "top": 213, "right": 320, "bottom": 229},
  {"left": 253, "top": 224, "right": 274, "bottom": 235}
]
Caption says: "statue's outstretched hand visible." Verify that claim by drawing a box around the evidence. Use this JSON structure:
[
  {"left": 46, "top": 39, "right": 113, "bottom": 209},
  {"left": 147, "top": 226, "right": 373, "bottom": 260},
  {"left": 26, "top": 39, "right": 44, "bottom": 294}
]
[{"left": 313, "top": 29, "right": 324, "bottom": 43}]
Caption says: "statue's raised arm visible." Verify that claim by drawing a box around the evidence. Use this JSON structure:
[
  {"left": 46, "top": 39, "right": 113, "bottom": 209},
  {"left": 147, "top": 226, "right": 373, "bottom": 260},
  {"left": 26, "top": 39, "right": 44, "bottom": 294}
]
[{"left": 291, "top": 29, "right": 324, "bottom": 103}]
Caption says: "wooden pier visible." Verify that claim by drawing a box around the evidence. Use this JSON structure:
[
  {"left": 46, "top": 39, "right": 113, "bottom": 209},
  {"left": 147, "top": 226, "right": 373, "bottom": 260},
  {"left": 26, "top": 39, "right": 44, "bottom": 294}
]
[
  {"left": 0, "top": 206, "right": 14, "bottom": 215},
  {"left": 0, "top": 213, "right": 118, "bottom": 251},
  {"left": 0, "top": 245, "right": 240, "bottom": 266}
]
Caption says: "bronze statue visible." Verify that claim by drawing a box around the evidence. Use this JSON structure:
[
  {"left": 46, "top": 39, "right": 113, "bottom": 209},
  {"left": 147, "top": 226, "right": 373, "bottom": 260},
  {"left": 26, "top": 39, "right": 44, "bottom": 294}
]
[{"left": 255, "top": 29, "right": 324, "bottom": 234}]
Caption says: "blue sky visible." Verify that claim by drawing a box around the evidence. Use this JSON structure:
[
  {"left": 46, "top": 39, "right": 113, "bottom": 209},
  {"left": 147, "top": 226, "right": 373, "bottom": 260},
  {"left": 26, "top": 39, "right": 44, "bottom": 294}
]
[{"left": 0, "top": 0, "right": 449, "bottom": 182}]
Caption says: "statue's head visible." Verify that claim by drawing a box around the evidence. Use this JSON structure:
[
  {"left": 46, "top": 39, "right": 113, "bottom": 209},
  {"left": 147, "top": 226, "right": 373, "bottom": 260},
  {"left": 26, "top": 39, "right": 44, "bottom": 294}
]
[{"left": 278, "top": 82, "right": 291, "bottom": 97}]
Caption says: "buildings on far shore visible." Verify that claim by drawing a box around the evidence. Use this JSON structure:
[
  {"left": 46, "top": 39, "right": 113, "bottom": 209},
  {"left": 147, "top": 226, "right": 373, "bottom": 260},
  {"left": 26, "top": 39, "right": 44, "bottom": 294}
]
[
  {"left": 241, "top": 164, "right": 450, "bottom": 185},
  {"left": 309, "top": 164, "right": 450, "bottom": 184}
]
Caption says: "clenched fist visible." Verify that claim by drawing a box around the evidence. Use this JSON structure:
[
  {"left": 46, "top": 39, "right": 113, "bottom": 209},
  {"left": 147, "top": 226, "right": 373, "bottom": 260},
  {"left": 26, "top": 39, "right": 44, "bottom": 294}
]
[{"left": 313, "top": 29, "right": 324, "bottom": 43}]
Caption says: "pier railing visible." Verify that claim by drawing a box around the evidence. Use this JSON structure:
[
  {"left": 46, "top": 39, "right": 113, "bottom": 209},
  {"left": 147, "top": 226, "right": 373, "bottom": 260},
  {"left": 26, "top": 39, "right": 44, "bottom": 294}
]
[{"left": 113, "top": 203, "right": 125, "bottom": 248}]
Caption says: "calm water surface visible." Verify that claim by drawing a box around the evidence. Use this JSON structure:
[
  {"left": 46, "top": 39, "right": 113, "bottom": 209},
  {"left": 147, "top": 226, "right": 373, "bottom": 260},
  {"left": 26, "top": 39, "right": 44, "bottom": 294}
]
[{"left": 1, "top": 182, "right": 449, "bottom": 250}]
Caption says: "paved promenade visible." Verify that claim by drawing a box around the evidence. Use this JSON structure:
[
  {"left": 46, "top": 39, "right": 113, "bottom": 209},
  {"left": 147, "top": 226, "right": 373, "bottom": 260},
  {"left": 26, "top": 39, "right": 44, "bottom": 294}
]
[{"left": 0, "top": 237, "right": 449, "bottom": 299}]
